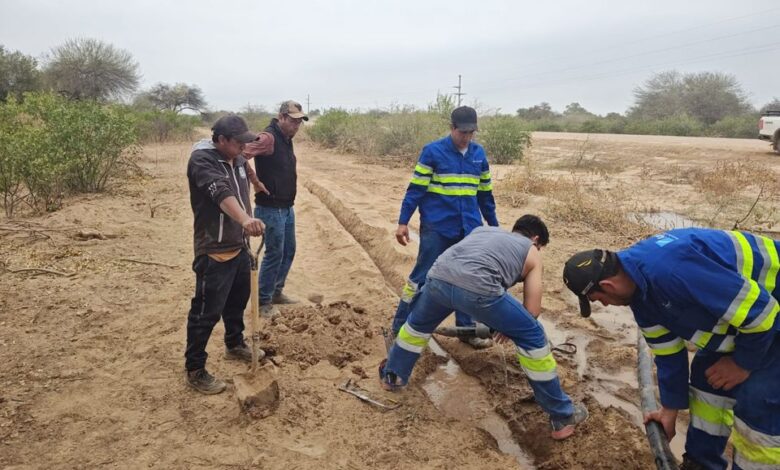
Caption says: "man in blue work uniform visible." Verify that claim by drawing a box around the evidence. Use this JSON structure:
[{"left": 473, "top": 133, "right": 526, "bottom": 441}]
[
  {"left": 563, "top": 228, "right": 780, "bottom": 470},
  {"left": 391, "top": 106, "right": 499, "bottom": 348}
]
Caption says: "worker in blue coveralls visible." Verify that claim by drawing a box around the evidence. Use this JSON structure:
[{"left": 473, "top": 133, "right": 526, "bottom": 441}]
[
  {"left": 391, "top": 106, "right": 499, "bottom": 349},
  {"left": 382, "top": 215, "right": 589, "bottom": 440},
  {"left": 564, "top": 228, "right": 780, "bottom": 470}
]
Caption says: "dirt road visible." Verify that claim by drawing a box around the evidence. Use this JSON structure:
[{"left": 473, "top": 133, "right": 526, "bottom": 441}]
[{"left": 1, "top": 132, "right": 777, "bottom": 469}]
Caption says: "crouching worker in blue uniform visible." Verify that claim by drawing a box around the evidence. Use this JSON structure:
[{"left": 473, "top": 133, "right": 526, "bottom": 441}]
[
  {"left": 564, "top": 228, "right": 780, "bottom": 470},
  {"left": 380, "top": 215, "right": 588, "bottom": 440}
]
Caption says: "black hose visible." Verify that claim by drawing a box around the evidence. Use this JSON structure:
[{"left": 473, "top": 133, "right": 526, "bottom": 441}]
[{"left": 637, "top": 333, "right": 679, "bottom": 470}]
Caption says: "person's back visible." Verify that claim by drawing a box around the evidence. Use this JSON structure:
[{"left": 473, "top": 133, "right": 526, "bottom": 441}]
[{"left": 429, "top": 226, "right": 532, "bottom": 296}]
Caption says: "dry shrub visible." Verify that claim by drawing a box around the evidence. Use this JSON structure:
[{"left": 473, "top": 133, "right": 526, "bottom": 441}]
[
  {"left": 690, "top": 160, "right": 780, "bottom": 228},
  {"left": 549, "top": 183, "right": 655, "bottom": 239},
  {"left": 503, "top": 165, "right": 654, "bottom": 239}
]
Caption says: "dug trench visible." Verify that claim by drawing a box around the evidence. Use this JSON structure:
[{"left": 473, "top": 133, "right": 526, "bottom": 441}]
[{"left": 302, "top": 176, "right": 656, "bottom": 469}]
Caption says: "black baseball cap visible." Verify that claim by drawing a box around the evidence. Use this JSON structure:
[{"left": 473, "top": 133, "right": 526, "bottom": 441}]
[
  {"left": 211, "top": 114, "right": 257, "bottom": 143},
  {"left": 451, "top": 106, "right": 478, "bottom": 132},
  {"left": 562, "top": 249, "right": 619, "bottom": 317}
]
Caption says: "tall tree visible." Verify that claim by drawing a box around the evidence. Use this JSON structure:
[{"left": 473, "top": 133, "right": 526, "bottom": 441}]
[
  {"left": 563, "top": 102, "right": 593, "bottom": 117},
  {"left": 630, "top": 70, "right": 751, "bottom": 124},
  {"left": 43, "top": 38, "right": 140, "bottom": 101},
  {"left": 0, "top": 45, "right": 41, "bottom": 102},
  {"left": 760, "top": 98, "right": 780, "bottom": 114},
  {"left": 136, "top": 82, "right": 206, "bottom": 113},
  {"left": 516, "top": 102, "right": 557, "bottom": 120}
]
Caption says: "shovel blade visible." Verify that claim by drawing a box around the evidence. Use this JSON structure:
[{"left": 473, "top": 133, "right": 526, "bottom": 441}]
[{"left": 234, "top": 363, "right": 280, "bottom": 419}]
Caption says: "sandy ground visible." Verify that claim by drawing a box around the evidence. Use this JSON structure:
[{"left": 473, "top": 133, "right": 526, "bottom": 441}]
[{"left": 1, "top": 132, "right": 778, "bottom": 469}]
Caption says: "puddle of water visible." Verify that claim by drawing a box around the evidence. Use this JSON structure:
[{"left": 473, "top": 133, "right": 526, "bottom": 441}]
[
  {"left": 423, "top": 341, "right": 536, "bottom": 469},
  {"left": 635, "top": 211, "right": 700, "bottom": 231}
]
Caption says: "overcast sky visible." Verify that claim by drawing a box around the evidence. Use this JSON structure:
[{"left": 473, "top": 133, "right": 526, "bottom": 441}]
[{"left": 2, "top": 0, "right": 778, "bottom": 115}]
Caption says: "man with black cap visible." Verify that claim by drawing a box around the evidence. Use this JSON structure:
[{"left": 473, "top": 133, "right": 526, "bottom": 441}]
[
  {"left": 563, "top": 228, "right": 780, "bottom": 470},
  {"left": 390, "top": 106, "right": 499, "bottom": 348},
  {"left": 184, "top": 114, "right": 265, "bottom": 394},
  {"left": 243, "top": 100, "right": 308, "bottom": 318}
]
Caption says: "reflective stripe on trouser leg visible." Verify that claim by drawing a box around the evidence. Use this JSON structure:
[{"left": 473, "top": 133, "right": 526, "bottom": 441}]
[
  {"left": 516, "top": 344, "right": 557, "bottom": 381},
  {"left": 686, "top": 352, "right": 734, "bottom": 470},
  {"left": 383, "top": 323, "right": 432, "bottom": 384},
  {"left": 400, "top": 280, "right": 418, "bottom": 303},
  {"left": 732, "top": 417, "right": 780, "bottom": 470},
  {"left": 689, "top": 386, "right": 735, "bottom": 437},
  {"left": 515, "top": 344, "right": 574, "bottom": 419},
  {"left": 396, "top": 323, "right": 431, "bottom": 353}
]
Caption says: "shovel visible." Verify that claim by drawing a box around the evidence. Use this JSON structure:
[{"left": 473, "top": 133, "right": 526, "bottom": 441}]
[{"left": 234, "top": 236, "right": 280, "bottom": 418}]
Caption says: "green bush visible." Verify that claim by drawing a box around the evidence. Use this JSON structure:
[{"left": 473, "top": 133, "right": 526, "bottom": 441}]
[
  {"left": 579, "top": 119, "right": 605, "bottom": 133},
  {"left": 0, "top": 92, "right": 138, "bottom": 215},
  {"left": 708, "top": 114, "right": 759, "bottom": 138},
  {"left": 308, "top": 109, "right": 350, "bottom": 148},
  {"left": 478, "top": 116, "right": 532, "bottom": 164},
  {"left": 134, "top": 109, "right": 200, "bottom": 143},
  {"left": 377, "top": 111, "right": 447, "bottom": 156},
  {"left": 309, "top": 109, "right": 447, "bottom": 157}
]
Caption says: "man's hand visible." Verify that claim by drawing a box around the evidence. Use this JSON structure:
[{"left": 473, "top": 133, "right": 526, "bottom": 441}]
[
  {"left": 395, "top": 224, "right": 411, "bottom": 246},
  {"left": 643, "top": 406, "right": 678, "bottom": 441},
  {"left": 705, "top": 356, "right": 750, "bottom": 391},
  {"left": 242, "top": 217, "right": 265, "bottom": 237},
  {"left": 252, "top": 180, "right": 270, "bottom": 195}
]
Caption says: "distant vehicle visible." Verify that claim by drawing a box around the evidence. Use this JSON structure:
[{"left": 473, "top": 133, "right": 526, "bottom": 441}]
[{"left": 759, "top": 110, "right": 780, "bottom": 154}]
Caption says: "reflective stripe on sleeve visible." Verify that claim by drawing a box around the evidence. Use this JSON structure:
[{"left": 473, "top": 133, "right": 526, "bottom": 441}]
[
  {"left": 414, "top": 163, "right": 433, "bottom": 175},
  {"left": 410, "top": 175, "right": 431, "bottom": 186},
  {"left": 757, "top": 236, "right": 779, "bottom": 294},
  {"left": 647, "top": 338, "right": 686, "bottom": 356},
  {"left": 641, "top": 325, "right": 671, "bottom": 339}
]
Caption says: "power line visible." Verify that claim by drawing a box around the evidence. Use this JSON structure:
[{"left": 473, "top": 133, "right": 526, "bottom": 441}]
[{"left": 452, "top": 74, "right": 466, "bottom": 106}]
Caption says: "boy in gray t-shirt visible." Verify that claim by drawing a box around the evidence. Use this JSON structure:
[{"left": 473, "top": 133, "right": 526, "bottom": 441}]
[{"left": 380, "top": 215, "right": 588, "bottom": 440}]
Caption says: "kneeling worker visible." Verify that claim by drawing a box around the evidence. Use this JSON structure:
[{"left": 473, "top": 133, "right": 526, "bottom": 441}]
[{"left": 381, "top": 215, "right": 588, "bottom": 440}]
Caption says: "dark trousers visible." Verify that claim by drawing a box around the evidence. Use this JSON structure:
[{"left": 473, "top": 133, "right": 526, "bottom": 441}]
[{"left": 185, "top": 250, "right": 250, "bottom": 371}]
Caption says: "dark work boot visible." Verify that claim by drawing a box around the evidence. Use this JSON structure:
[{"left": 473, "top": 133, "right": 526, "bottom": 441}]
[
  {"left": 679, "top": 454, "right": 707, "bottom": 470},
  {"left": 225, "top": 342, "right": 265, "bottom": 362},
  {"left": 272, "top": 292, "right": 299, "bottom": 305},
  {"left": 185, "top": 368, "right": 226, "bottom": 395}
]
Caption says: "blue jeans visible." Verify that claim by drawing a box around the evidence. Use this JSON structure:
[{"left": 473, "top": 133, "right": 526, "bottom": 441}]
[
  {"left": 254, "top": 206, "right": 296, "bottom": 305},
  {"left": 391, "top": 226, "right": 475, "bottom": 334},
  {"left": 384, "top": 277, "right": 575, "bottom": 419}
]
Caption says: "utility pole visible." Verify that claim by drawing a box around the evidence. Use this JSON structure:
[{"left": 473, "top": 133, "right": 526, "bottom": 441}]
[
  {"left": 306, "top": 94, "right": 311, "bottom": 114},
  {"left": 452, "top": 74, "right": 466, "bottom": 107}
]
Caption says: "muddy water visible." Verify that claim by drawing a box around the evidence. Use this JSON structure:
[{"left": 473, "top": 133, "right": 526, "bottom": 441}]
[
  {"left": 638, "top": 211, "right": 700, "bottom": 230},
  {"left": 422, "top": 341, "right": 537, "bottom": 469}
]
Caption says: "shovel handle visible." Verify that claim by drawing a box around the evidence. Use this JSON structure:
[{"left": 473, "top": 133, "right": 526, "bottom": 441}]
[{"left": 249, "top": 235, "right": 263, "bottom": 375}]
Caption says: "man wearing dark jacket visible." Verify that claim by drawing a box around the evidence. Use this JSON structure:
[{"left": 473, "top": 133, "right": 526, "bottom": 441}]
[
  {"left": 243, "top": 100, "right": 307, "bottom": 318},
  {"left": 185, "top": 114, "right": 265, "bottom": 394}
]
